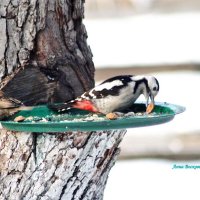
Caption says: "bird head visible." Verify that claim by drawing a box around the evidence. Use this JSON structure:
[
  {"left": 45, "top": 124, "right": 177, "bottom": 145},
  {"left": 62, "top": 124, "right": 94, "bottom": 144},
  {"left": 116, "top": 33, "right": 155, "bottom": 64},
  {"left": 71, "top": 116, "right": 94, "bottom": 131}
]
[{"left": 143, "top": 76, "right": 159, "bottom": 107}]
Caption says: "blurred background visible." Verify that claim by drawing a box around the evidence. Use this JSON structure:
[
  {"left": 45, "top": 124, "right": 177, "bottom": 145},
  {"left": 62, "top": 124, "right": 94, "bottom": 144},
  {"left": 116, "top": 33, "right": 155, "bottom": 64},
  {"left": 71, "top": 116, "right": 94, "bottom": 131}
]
[{"left": 84, "top": 0, "right": 200, "bottom": 199}]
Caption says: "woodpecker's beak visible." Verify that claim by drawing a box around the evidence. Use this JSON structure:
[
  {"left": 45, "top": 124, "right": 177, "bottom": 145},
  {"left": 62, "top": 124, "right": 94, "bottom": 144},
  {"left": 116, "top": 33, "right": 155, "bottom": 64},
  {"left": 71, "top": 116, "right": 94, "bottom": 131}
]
[
  {"left": 145, "top": 93, "right": 154, "bottom": 107},
  {"left": 146, "top": 93, "right": 155, "bottom": 114},
  {"left": 150, "top": 93, "right": 155, "bottom": 106},
  {"left": 145, "top": 96, "right": 149, "bottom": 107}
]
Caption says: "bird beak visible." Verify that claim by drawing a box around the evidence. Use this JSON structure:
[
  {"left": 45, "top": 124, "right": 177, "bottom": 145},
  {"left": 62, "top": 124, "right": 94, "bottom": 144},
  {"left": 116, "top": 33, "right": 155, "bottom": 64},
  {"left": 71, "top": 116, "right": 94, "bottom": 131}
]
[
  {"left": 150, "top": 94, "right": 155, "bottom": 106},
  {"left": 145, "top": 93, "right": 155, "bottom": 114},
  {"left": 145, "top": 96, "right": 149, "bottom": 107},
  {"left": 145, "top": 93, "right": 154, "bottom": 107}
]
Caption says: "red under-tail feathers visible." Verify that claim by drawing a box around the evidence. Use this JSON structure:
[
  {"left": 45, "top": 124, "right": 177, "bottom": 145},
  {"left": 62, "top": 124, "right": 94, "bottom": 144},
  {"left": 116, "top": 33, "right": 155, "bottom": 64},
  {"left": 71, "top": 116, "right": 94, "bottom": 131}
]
[
  {"left": 48, "top": 100, "right": 99, "bottom": 113},
  {"left": 72, "top": 100, "right": 99, "bottom": 112}
]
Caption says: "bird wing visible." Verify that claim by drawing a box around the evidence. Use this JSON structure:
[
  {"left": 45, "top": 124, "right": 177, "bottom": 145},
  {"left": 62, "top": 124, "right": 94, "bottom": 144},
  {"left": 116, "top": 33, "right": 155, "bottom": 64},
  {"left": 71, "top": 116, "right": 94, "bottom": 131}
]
[
  {"left": 81, "top": 75, "right": 133, "bottom": 100},
  {"left": 48, "top": 75, "right": 135, "bottom": 113}
]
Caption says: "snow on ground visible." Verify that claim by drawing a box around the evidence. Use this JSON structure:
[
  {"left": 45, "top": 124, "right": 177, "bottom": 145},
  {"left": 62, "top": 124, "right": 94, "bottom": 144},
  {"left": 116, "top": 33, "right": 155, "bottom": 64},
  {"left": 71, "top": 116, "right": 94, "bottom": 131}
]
[
  {"left": 85, "top": 12, "right": 200, "bottom": 199},
  {"left": 85, "top": 12, "right": 200, "bottom": 67},
  {"left": 104, "top": 159, "right": 200, "bottom": 200},
  {"left": 106, "top": 71, "right": 200, "bottom": 199}
]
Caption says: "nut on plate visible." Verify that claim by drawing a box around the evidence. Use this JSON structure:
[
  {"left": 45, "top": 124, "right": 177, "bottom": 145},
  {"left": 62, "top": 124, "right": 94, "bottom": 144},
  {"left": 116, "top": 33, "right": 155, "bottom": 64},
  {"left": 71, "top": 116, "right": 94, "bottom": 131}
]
[
  {"left": 106, "top": 112, "right": 118, "bottom": 120},
  {"left": 146, "top": 103, "right": 155, "bottom": 114},
  {"left": 14, "top": 115, "right": 25, "bottom": 122}
]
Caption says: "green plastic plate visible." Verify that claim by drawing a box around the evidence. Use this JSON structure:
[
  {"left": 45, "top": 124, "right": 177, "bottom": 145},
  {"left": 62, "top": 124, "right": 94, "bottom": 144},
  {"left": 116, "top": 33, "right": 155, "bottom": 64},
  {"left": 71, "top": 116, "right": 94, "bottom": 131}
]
[{"left": 0, "top": 102, "right": 185, "bottom": 132}]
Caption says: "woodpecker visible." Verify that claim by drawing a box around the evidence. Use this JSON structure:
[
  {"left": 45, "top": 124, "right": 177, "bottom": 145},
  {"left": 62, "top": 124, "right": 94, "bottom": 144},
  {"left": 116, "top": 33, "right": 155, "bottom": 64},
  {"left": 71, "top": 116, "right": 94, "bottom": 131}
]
[
  {"left": 49, "top": 75, "right": 159, "bottom": 115},
  {"left": 0, "top": 91, "right": 33, "bottom": 119}
]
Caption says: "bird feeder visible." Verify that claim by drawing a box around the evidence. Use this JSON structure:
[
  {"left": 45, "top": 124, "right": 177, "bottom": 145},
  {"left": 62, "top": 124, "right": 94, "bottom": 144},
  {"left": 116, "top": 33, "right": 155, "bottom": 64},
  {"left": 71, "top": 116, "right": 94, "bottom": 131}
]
[{"left": 0, "top": 102, "right": 185, "bottom": 133}]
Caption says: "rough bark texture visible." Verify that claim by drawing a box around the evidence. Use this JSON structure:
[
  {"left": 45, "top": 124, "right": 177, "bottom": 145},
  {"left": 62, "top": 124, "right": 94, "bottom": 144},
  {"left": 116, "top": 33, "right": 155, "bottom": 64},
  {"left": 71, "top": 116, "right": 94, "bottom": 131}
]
[
  {"left": 0, "top": 129, "right": 126, "bottom": 199},
  {"left": 0, "top": 1, "right": 126, "bottom": 199},
  {"left": 0, "top": 0, "right": 94, "bottom": 105}
]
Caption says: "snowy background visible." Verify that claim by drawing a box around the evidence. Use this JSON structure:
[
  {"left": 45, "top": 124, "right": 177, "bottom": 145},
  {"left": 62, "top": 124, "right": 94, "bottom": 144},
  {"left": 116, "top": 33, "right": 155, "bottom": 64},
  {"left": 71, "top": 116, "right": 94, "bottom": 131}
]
[{"left": 84, "top": 0, "right": 200, "bottom": 199}]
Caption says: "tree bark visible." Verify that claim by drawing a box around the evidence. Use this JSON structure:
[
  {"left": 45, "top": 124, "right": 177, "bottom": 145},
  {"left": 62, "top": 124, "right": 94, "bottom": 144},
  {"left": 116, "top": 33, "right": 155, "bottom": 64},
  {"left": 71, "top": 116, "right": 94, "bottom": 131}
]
[
  {"left": 0, "top": 0, "right": 94, "bottom": 104},
  {"left": 0, "top": 1, "right": 126, "bottom": 199},
  {"left": 0, "top": 129, "right": 126, "bottom": 199}
]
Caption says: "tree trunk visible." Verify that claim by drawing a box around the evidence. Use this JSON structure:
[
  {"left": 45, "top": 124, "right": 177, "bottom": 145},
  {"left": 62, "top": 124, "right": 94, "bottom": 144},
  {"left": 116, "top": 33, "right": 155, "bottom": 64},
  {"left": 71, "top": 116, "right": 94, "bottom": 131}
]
[
  {"left": 0, "top": 0, "right": 95, "bottom": 104},
  {"left": 0, "top": 1, "right": 126, "bottom": 199},
  {"left": 0, "top": 129, "right": 126, "bottom": 199}
]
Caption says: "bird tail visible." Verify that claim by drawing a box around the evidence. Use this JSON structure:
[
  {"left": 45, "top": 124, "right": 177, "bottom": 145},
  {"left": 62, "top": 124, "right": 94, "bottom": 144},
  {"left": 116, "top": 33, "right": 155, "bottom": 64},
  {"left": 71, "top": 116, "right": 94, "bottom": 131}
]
[
  {"left": 48, "top": 101, "right": 74, "bottom": 112},
  {"left": 48, "top": 100, "right": 99, "bottom": 113}
]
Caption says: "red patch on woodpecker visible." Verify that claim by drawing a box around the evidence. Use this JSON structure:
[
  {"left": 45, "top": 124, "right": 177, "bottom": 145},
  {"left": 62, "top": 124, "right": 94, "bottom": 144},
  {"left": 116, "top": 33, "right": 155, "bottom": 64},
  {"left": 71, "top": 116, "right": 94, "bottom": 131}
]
[{"left": 72, "top": 100, "right": 99, "bottom": 113}]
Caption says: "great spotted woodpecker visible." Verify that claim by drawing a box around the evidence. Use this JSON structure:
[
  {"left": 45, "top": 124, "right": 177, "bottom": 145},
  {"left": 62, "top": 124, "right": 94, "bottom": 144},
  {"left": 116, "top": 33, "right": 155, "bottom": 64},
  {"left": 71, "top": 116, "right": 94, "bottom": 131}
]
[
  {"left": 0, "top": 91, "right": 32, "bottom": 119},
  {"left": 49, "top": 75, "right": 159, "bottom": 115}
]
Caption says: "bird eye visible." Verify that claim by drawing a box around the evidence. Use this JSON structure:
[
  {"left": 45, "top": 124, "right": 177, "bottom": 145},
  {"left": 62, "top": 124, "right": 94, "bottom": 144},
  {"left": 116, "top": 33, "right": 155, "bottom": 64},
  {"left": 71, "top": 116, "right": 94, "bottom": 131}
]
[{"left": 153, "top": 87, "right": 157, "bottom": 91}]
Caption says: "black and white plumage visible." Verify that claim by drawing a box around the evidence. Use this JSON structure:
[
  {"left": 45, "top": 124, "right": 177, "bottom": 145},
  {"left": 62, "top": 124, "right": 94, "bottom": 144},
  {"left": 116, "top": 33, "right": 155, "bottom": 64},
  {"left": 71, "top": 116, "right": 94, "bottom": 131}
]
[{"left": 49, "top": 75, "right": 159, "bottom": 114}]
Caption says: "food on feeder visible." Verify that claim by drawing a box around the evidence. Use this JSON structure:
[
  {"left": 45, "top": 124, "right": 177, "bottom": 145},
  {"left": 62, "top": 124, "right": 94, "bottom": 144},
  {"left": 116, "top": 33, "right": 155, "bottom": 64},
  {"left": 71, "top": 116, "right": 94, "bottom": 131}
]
[
  {"left": 146, "top": 103, "right": 155, "bottom": 114},
  {"left": 0, "top": 102, "right": 184, "bottom": 133},
  {"left": 124, "top": 112, "right": 135, "bottom": 117},
  {"left": 25, "top": 116, "right": 34, "bottom": 121},
  {"left": 8, "top": 101, "right": 158, "bottom": 125},
  {"left": 106, "top": 113, "right": 118, "bottom": 120},
  {"left": 14, "top": 115, "right": 25, "bottom": 122}
]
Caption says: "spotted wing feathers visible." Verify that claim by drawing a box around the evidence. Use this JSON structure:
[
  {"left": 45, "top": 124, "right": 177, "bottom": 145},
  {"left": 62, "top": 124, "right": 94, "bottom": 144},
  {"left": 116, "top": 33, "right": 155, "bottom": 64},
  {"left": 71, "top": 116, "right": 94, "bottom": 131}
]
[
  {"left": 79, "top": 75, "right": 133, "bottom": 100},
  {"left": 48, "top": 101, "right": 75, "bottom": 112},
  {"left": 48, "top": 75, "right": 135, "bottom": 113}
]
